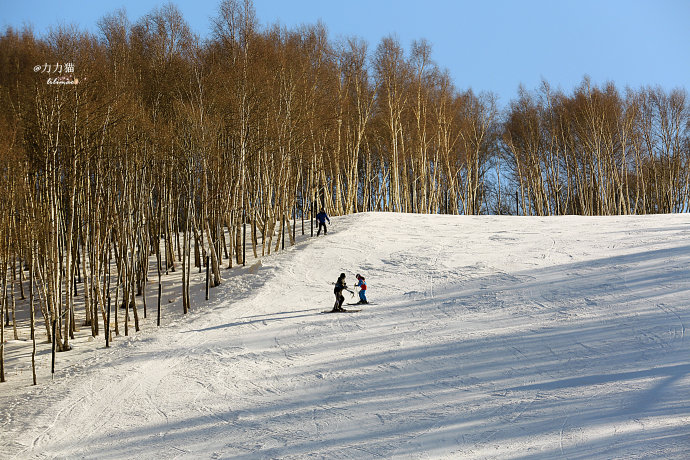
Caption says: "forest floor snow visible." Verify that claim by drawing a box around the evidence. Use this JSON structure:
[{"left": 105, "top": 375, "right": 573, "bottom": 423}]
[{"left": 2, "top": 212, "right": 690, "bottom": 459}]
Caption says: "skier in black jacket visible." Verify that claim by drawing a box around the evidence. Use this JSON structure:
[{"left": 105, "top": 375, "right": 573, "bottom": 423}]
[
  {"left": 316, "top": 209, "right": 330, "bottom": 235},
  {"left": 332, "top": 273, "right": 348, "bottom": 312}
]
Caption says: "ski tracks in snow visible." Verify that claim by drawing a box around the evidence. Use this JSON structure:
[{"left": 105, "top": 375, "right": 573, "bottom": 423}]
[
  {"left": 16, "top": 327, "right": 205, "bottom": 457},
  {"left": 3, "top": 213, "right": 690, "bottom": 459}
]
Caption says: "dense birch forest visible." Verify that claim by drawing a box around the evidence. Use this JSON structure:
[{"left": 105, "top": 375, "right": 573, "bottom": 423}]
[{"left": 0, "top": 0, "right": 688, "bottom": 382}]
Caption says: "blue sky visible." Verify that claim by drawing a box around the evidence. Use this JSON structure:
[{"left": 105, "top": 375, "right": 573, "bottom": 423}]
[{"left": 2, "top": 0, "right": 688, "bottom": 106}]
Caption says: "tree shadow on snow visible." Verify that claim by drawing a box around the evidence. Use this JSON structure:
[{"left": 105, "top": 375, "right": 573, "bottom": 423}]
[{"left": 38, "top": 241, "right": 690, "bottom": 458}]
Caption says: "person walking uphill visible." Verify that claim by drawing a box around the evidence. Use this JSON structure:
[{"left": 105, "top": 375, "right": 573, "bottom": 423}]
[
  {"left": 354, "top": 274, "right": 368, "bottom": 304},
  {"left": 332, "top": 273, "right": 348, "bottom": 312},
  {"left": 316, "top": 209, "right": 330, "bottom": 236}
]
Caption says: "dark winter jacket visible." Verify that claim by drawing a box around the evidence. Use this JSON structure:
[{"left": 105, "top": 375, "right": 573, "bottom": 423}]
[
  {"left": 334, "top": 277, "right": 347, "bottom": 295},
  {"left": 316, "top": 211, "right": 330, "bottom": 224}
]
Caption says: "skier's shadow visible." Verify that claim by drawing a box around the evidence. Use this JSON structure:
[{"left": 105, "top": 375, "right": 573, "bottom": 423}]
[{"left": 184, "top": 309, "right": 319, "bottom": 332}]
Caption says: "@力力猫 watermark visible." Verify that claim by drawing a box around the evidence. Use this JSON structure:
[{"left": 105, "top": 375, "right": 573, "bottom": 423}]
[{"left": 34, "top": 62, "right": 79, "bottom": 85}]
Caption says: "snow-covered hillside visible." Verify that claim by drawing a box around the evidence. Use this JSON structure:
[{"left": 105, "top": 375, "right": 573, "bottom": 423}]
[{"left": 2, "top": 212, "right": 690, "bottom": 459}]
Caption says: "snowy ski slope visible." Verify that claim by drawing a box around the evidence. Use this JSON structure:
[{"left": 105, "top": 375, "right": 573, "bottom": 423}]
[{"left": 2, "top": 212, "right": 690, "bottom": 458}]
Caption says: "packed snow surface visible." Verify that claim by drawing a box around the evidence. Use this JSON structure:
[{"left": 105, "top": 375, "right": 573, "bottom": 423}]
[{"left": 2, "top": 213, "right": 690, "bottom": 459}]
